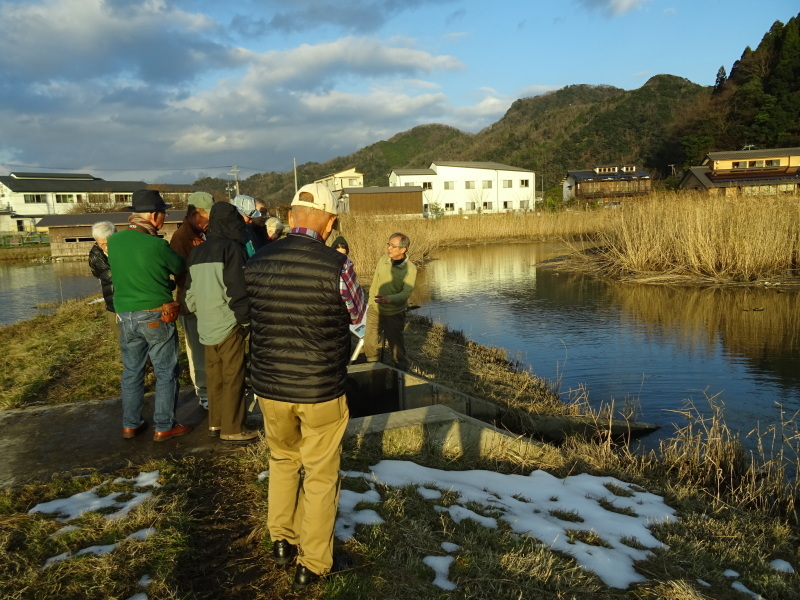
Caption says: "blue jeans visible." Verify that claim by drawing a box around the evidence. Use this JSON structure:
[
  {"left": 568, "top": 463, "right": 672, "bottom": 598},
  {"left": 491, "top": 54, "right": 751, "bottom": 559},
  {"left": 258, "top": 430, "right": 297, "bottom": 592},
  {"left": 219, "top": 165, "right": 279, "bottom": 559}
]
[{"left": 118, "top": 310, "right": 179, "bottom": 433}]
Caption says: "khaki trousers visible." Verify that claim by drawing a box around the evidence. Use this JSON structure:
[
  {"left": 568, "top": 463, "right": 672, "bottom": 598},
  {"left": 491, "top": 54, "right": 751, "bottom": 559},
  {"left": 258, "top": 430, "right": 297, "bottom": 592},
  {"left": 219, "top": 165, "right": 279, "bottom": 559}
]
[
  {"left": 205, "top": 326, "right": 247, "bottom": 435},
  {"left": 364, "top": 306, "right": 408, "bottom": 370},
  {"left": 259, "top": 394, "right": 349, "bottom": 575}
]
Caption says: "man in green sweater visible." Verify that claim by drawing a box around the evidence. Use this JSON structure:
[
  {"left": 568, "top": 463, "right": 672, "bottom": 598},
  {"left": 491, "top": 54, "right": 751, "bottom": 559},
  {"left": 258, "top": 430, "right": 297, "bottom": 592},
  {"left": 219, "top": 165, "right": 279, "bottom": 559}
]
[
  {"left": 363, "top": 232, "right": 416, "bottom": 371},
  {"left": 108, "top": 189, "right": 192, "bottom": 442}
]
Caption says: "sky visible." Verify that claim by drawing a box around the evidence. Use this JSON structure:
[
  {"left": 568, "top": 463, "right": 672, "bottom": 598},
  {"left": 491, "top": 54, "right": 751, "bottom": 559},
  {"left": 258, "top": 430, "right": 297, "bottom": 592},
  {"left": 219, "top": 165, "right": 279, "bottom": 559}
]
[
  {"left": 29, "top": 465, "right": 795, "bottom": 596},
  {"left": 0, "top": 0, "right": 797, "bottom": 185}
]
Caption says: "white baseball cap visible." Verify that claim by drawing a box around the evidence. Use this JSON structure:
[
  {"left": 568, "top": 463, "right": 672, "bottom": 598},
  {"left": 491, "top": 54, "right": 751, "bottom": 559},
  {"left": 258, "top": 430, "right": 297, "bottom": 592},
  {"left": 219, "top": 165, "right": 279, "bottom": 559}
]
[
  {"left": 232, "top": 194, "right": 261, "bottom": 219},
  {"left": 291, "top": 183, "right": 337, "bottom": 216}
]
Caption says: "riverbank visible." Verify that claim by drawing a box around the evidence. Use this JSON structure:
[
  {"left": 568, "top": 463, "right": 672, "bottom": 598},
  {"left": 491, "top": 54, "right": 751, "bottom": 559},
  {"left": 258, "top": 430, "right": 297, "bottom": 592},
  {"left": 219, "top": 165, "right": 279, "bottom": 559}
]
[
  {"left": 1, "top": 299, "right": 798, "bottom": 598},
  {"left": 560, "top": 193, "right": 800, "bottom": 286},
  {"left": 0, "top": 245, "right": 50, "bottom": 264}
]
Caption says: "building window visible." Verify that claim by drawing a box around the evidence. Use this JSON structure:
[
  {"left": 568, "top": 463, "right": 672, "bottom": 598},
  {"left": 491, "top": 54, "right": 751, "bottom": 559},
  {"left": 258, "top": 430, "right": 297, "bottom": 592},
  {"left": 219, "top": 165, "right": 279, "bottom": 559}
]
[
  {"left": 444, "top": 203, "right": 455, "bottom": 211},
  {"left": 520, "top": 200, "right": 530, "bottom": 209},
  {"left": 444, "top": 181, "right": 454, "bottom": 190},
  {"left": 482, "top": 180, "right": 492, "bottom": 189},
  {"left": 348, "top": 178, "right": 358, "bottom": 185},
  {"left": 404, "top": 182, "right": 414, "bottom": 187},
  {"left": 520, "top": 180, "right": 530, "bottom": 188},
  {"left": 423, "top": 204, "right": 429, "bottom": 213},
  {"left": 503, "top": 179, "right": 512, "bottom": 188},
  {"left": 765, "top": 159, "right": 781, "bottom": 167},
  {"left": 465, "top": 181, "right": 475, "bottom": 190},
  {"left": 422, "top": 182, "right": 432, "bottom": 190},
  {"left": 503, "top": 201, "right": 513, "bottom": 209},
  {"left": 115, "top": 194, "right": 132, "bottom": 203},
  {"left": 55, "top": 194, "right": 75, "bottom": 203},
  {"left": 24, "top": 194, "right": 46, "bottom": 204},
  {"left": 465, "top": 202, "right": 476, "bottom": 211},
  {"left": 748, "top": 160, "right": 764, "bottom": 168},
  {"left": 483, "top": 201, "right": 493, "bottom": 210},
  {"left": 732, "top": 161, "right": 745, "bottom": 169}
]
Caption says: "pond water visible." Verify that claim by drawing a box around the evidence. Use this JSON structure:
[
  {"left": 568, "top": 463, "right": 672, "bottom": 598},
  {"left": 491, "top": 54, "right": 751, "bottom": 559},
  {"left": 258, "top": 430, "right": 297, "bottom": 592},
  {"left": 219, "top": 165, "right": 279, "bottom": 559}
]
[
  {"left": 413, "top": 242, "right": 800, "bottom": 448},
  {"left": 4, "top": 244, "right": 800, "bottom": 452},
  {"left": 0, "top": 260, "right": 102, "bottom": 326}
]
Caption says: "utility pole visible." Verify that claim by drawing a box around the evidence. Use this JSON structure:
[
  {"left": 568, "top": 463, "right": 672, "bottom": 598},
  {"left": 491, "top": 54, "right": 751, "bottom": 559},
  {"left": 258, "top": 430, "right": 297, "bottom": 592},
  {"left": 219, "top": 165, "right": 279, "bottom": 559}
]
[
  {"left": 293, "top": 157, "right": 298, "bottom": 193},
  {"left": 229, "top": 165, "right": 240, "bottom": 197}
]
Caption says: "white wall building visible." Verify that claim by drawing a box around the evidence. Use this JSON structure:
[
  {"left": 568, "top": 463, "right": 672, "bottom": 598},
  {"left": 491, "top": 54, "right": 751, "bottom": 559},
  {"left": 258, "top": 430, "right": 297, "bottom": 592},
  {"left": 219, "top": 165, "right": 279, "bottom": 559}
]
[
  {"left": 0, "top": 172, "right": 147, "bottom": 233},
  {"left": 314, "top": 167, "right": 364, "bottom": 192},
  {"left": 389, "top": 161, "right": 536, "bottom": 215}
]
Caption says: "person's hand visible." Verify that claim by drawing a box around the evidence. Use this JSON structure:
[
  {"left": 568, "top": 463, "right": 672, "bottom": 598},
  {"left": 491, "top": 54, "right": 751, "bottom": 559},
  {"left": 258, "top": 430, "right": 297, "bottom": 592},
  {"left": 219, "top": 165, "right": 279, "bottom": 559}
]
[{"left": 374, "top": 295, "right": 388, "bottom": 305}]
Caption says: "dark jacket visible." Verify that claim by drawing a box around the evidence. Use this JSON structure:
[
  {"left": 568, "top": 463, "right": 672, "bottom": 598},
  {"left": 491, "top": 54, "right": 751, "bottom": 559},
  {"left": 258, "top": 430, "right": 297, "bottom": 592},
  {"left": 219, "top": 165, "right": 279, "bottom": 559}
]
[
  {"left": 185, "top": 203, "right": 249, "bottom": 346},
  {"left": 88, "top": 243, "right": 114, "bottom": 312},
  {"left": 244, "top": 233, "right": 350, "bottom": 403}
]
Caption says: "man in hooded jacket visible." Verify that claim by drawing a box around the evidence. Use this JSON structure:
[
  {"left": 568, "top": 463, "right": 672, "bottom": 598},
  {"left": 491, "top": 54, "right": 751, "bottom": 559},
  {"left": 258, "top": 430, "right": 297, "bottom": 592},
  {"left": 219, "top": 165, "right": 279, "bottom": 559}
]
[{"left": 185, "top": 201, "right": 258, "bottom": 443}]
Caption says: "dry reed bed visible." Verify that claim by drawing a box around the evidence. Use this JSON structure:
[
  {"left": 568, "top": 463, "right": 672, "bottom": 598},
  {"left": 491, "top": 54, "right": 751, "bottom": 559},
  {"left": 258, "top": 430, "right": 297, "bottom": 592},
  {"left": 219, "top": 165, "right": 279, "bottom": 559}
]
[
  {"left": 338, "top": 210, "right": 612, "bottom": 279},
  {"left": 582, "top": 192, "right": 800, "bottom": 283}
]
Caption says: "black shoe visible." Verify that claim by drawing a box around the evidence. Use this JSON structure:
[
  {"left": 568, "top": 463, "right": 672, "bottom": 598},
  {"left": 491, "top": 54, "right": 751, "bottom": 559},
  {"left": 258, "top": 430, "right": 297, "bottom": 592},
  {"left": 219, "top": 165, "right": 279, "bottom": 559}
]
[
  {"left": 292, "top": 565, "right": 321, "bottom": 591},
  {"left": 273, "top": 539, "right": 297, "bottom": 566}
]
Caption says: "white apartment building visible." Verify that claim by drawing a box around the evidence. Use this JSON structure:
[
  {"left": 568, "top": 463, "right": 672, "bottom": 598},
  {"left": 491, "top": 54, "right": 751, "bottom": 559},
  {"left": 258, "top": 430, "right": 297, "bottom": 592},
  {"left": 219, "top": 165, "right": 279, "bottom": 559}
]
[{"left": 389, "top": 161, "right": 536, "bottom": 215}]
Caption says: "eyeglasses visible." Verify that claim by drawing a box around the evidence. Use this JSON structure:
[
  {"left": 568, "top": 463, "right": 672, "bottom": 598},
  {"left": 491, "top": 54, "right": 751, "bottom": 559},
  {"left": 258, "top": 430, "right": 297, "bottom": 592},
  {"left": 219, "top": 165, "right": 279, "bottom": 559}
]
[{"left": 387, "top": 243, "right": 402, "bottom": 249}]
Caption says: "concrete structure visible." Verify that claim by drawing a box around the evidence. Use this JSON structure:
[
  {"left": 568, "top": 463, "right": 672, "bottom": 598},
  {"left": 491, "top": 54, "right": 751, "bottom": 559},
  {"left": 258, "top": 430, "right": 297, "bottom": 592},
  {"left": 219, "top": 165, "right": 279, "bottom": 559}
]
[
  {"left": 389, "top": 161, "right": 536, "bottom": 215},
  {"left": 314, "top": 167, "right": 364, "bottom": 193},
  {"left": 561, "top": 165, "right": 651, "bottom": 206},
  {"left": 679, "top": 147, "right": 800, "bottom": 195},
  {"left": 36, "top": 211, "right": 185, "bottom": 259},
  {"left": 0, "top": 172, "right": 148, "bottom": 233}
]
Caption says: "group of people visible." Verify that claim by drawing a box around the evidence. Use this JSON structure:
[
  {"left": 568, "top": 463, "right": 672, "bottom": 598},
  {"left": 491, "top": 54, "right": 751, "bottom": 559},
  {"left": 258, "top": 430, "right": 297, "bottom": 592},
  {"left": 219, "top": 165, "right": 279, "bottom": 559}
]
[{"left": 88, "top": 182, "right": 417, "bottom": 589}]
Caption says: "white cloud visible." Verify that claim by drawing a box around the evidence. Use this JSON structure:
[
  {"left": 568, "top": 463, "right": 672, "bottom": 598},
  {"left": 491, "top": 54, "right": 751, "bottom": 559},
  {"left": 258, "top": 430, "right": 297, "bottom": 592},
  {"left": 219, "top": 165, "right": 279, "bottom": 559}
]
[{"left": 575, "top": 0, "right": 649, "bottom": 16}]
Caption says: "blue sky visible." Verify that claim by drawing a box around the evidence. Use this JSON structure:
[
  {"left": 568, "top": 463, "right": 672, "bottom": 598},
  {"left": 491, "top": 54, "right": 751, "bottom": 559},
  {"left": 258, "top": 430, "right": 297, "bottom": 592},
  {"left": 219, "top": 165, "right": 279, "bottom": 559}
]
[{"left": 0, "top": 0, "right": 796, "bottom": 184}]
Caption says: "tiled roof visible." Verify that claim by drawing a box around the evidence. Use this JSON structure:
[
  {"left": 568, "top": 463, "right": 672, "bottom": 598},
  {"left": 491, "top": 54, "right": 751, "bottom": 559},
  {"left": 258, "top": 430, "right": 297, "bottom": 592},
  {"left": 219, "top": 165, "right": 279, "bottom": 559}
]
[
  {"left": 36, "top": 211, "right": 185, "bottom": 227},
  {"left": 0, "top": 174, "right": 147, "bottom": 193},
  {"left": 432, "top": 161, "right": 532, "bottom": 172},
  {"left": 705, "top": 147, "right": 800, "bottom": 161},
  {"left": 392, "top": 169, "right": 435, "bottom": 176},
  {"left": 566, "top": 169, "right": 650, "bottom": 182},
  {"left": 343, "top": 186, "right": 422, "bottom": 194}
]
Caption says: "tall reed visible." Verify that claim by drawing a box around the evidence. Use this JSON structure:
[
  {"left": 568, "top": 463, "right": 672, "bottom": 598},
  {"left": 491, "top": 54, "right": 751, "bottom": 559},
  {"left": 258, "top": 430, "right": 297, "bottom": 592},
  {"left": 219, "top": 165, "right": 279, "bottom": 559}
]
[
  {"left": 337, "top": 210, "right": 612, "bottom": 280},
  {"left": 588, "top": 192, "right": 800, "bottom": 282}
]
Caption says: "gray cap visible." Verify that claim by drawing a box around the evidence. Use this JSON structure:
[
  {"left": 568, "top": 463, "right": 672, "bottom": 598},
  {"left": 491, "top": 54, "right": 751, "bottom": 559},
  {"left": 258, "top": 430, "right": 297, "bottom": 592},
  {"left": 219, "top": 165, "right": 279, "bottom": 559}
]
[{"left": 231, "top": 194, "right": 261, "bottom": 219}]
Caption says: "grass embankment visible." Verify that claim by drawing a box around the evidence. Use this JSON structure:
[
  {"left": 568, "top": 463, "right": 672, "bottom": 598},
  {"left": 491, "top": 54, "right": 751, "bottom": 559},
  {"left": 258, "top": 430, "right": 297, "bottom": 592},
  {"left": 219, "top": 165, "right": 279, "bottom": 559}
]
[
  {"left": 1, "top": 302, "right": 800, "bottom": 599},
  {"left": 572, "top": 192, "right": 800, "bottom": 284},
  {"left": 0, "top": 245, "right": 50, "bottom": 264}
]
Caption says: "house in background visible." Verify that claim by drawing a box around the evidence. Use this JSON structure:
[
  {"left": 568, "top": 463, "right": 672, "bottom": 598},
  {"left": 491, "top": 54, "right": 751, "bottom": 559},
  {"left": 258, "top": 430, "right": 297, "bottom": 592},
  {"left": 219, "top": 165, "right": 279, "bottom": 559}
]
[
  {"left": 390, "top": 161, "right": 536, "bottom": 215},
  {"left": 679, "top": 147, "right": 800, "bottom": 195},
  {"left": 36, "top": 211, "right": 185, "bottom": 259},
  {"left": 561, "top": 165, "right": 651, "bottom": 206},
  {"left": 0, "top": 172, "right": 149, "bottom": 233},
  {"left": 314, "top": 167, "right": 364, "bottom": 193}
]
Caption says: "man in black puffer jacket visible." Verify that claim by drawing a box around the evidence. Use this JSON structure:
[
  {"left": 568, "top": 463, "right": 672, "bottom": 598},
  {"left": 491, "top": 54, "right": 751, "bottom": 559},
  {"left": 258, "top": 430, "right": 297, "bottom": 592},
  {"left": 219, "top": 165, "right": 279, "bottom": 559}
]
[
  {"left": 245, "top": 183, "right": 366, "bottom": 591},
  {"left": 185, "top": 201, "right": 258, "bottom": 444}
]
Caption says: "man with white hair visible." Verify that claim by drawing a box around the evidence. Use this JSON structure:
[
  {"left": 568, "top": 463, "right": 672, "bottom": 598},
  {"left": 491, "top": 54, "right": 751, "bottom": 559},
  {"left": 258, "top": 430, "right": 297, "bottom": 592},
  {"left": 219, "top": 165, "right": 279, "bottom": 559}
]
[{"left": 245, "top": 183, "right": 366, "bottom": 590}]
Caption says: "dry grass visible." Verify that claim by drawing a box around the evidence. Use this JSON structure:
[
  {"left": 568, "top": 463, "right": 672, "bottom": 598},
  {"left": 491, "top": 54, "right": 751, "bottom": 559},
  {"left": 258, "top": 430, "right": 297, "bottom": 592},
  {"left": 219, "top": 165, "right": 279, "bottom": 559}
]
[
  {"left": 0, "top": 246, "right": 50, "bottom": 264},
  {"left": 338, "top": 210, "right": 612, "bottom": 281},
  {"left": 574, "top": 192, "right": 800, "bottom": 283}
]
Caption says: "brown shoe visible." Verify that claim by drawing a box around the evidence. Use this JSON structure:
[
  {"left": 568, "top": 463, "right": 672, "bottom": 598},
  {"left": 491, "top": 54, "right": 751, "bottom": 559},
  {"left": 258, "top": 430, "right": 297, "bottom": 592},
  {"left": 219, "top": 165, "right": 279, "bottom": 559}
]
[
  {"left": 122, "top": 422, "right": 148, "bottom": 439},
  {"left": 220, "top": 429, "right": 259, "bottom": 444},
  {"left": 153, "top": 423, "right": 192, "bottom": 442}
]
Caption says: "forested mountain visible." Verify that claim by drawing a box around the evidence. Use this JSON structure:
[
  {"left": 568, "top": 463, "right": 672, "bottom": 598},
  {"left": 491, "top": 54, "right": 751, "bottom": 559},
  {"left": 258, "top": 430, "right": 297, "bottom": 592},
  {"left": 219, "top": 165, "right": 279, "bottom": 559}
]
[{"left": 200, "top": 12, "right": 800, "bottom": 205}]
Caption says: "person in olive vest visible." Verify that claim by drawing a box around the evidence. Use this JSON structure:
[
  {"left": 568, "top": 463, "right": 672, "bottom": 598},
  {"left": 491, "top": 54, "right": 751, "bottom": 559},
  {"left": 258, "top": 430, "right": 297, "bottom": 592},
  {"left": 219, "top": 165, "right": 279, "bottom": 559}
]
[
  {"left": 244, "top": 183, "right": 366, "bottom": 591},
  {"left": 107, "top": 189, "right": 192, "bottom": 443}
]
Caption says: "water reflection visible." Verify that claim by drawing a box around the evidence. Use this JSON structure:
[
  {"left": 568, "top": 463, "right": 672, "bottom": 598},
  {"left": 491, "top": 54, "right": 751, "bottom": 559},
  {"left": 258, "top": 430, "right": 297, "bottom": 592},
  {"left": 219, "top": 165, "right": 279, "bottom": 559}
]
[
  {"left": 416, "top": 243, "right": 800, "bottom": 442},
  {"left": 0, "top": 261, "right": 100, "bottom": 326}
]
